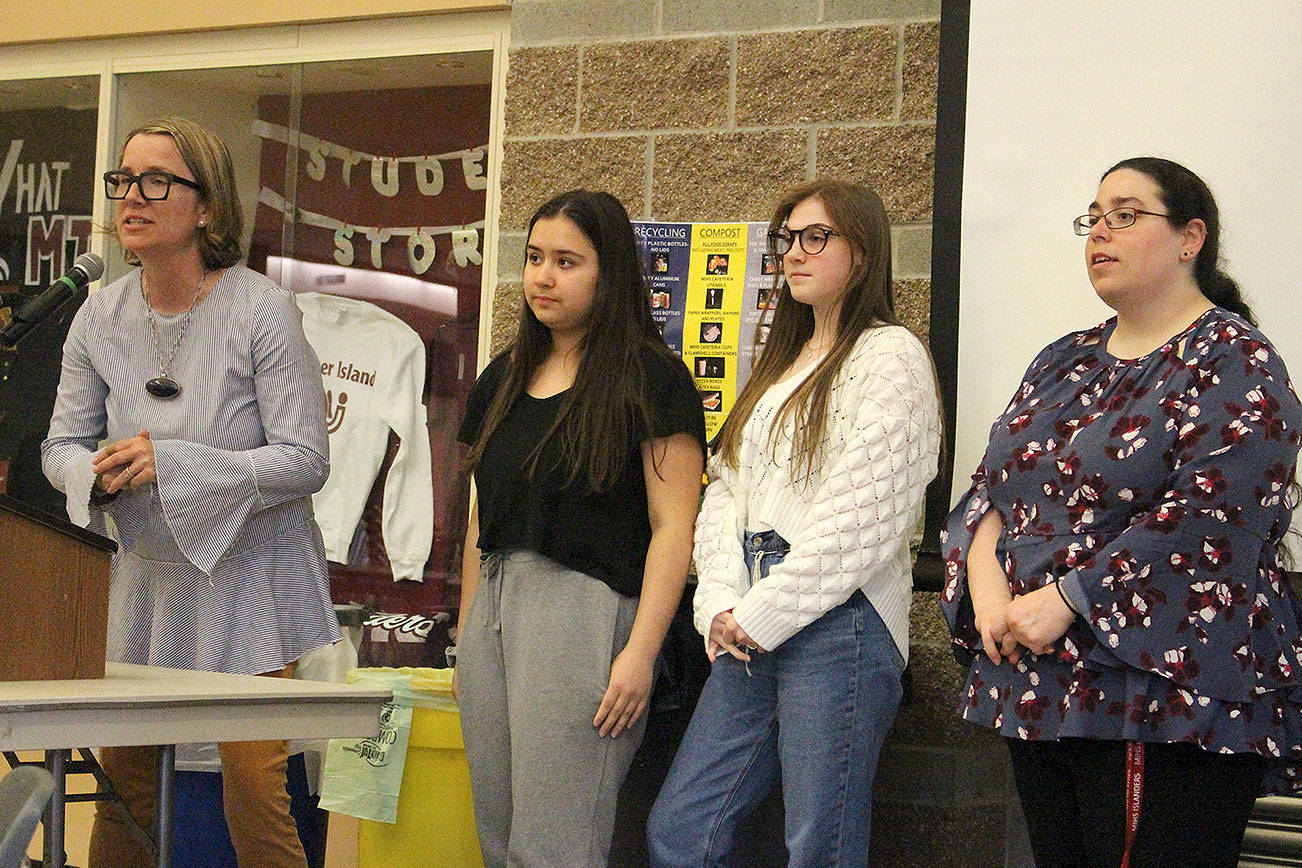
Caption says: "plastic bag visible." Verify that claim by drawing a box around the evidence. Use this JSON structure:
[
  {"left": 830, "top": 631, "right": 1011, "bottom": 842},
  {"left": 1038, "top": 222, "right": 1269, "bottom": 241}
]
[{"left": 318, "top": 667, "right": 423, "bottom": 823}]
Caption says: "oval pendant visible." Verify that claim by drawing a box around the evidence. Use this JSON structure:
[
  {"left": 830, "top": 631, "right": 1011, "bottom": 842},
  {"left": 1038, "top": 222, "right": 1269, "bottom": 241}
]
[{"left": 145, "top": 376, "right": 182, "bottom": 400}]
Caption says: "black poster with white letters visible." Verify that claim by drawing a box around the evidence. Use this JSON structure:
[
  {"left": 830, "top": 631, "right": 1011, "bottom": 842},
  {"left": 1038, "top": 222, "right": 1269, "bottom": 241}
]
[{"left": 0, "top": 106, "right": 98, "bottom": 514}]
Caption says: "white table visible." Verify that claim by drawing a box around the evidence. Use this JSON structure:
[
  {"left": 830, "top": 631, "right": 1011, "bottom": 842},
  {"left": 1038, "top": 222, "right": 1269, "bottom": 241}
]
[{"left": 0, "top": 662, "right": 390, "bottom": 868}]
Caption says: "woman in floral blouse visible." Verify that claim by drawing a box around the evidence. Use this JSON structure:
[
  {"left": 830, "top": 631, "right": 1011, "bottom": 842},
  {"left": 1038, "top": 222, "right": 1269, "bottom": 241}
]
[{"left": 940, "top": 157, "right": 1302, "bottom": 867}]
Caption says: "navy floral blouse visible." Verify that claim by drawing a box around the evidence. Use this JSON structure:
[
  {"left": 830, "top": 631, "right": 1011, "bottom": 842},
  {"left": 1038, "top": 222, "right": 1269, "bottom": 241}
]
[{"left": 940, "top": 307, "right": 1302, "bottom": 792}]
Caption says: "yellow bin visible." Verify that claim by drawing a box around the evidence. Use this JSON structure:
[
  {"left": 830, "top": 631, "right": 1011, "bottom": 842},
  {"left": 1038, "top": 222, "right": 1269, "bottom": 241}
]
[{"left": 357, "top": 668, "right": 484, "bottom": 868}]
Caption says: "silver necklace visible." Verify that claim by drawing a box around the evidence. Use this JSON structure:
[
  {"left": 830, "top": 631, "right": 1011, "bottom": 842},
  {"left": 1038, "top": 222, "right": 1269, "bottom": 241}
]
[
  {"left": 802, "top": 339, "right": 831, "bottom": 359},
  {"left": 142, "top": 270, "right": 207, "bottom": 400}
]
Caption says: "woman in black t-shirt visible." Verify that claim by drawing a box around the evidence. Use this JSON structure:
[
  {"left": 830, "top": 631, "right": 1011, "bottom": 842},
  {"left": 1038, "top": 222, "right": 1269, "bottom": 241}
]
[{"left": 454, "top": 190, "right": 706, "bottom": 868}]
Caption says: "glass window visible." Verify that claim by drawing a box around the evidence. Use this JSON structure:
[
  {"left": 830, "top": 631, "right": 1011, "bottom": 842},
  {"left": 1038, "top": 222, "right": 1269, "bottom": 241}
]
[
  {"left": 0, "top": 74, "right": 99, "bottom": 289},
  {"left": 0, "top": 74, "right": 100, "bottom": 515},
  {"left": 111, "top": 54, "right": 491, "bottom": 612}
]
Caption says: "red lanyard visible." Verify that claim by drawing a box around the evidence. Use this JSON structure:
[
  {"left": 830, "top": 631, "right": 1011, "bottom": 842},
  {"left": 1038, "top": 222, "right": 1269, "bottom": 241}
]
[{"left": 1120, "top": 741, "right": 1145, "bottom": 868}]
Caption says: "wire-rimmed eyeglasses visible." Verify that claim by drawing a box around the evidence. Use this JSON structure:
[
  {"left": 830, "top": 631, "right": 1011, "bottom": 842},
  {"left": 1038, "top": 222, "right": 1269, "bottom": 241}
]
[
  {"left": 768, "top": 224, "right": 842, "bottom": 256},
  {"left": 1073, "top": 207, "right": 1169, "bottom": 236},
  {"left": 103, "top": 170, "right": 203, "bottom": 201}
]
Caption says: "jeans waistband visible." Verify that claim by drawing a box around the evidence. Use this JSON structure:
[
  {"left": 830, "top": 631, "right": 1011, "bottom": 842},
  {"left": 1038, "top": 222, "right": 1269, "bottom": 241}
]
[
  {"left": 742, "top": 528, "right": 790, "bottom": 589},
  {"left": 742, "top": 528, "right": 790, "bottom": 557}
]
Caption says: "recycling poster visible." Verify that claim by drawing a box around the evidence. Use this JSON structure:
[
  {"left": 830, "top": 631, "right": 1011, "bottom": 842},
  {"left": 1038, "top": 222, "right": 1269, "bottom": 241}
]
[{"left": 632, "top": 221, "right": 776, "bottom": 441}]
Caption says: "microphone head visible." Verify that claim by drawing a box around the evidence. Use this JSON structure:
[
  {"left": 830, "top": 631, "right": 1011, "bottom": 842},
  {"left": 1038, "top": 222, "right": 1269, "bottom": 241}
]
[{"left": 72, "top": 252, "right": 105, "bottom": 283}]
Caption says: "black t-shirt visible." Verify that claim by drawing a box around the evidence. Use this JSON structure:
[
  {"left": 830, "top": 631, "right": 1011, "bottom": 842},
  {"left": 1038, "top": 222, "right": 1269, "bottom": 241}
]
[{"left": 458, "top": 345, "right": 706, "bottom": 597}]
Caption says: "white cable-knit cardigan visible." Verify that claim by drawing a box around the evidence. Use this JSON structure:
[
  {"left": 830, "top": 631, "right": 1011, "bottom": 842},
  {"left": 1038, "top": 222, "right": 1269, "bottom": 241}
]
[{"left": 692, "top": 325, "right": 942, "bottom": 659}]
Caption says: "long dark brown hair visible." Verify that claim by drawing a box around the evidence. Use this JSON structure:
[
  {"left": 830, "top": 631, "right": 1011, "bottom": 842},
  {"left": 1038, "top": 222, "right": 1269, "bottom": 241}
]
[
  {"left": 465, "top": 190, "right": 680, "bottom": 490},
  {"left": 715, "top": 180, "right": 900, "bottom": 482}
]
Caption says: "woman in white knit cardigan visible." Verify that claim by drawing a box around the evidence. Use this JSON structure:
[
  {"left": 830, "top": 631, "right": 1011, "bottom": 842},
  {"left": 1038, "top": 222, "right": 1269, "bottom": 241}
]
[{"left": 648, "top": 180, "right": 942, "bottom": 868}]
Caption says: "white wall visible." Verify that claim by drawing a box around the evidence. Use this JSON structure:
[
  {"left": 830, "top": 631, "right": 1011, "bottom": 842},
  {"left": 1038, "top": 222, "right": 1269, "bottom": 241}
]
[{"left": 954, "top": 1, "right": 1301, "bottom": 551}]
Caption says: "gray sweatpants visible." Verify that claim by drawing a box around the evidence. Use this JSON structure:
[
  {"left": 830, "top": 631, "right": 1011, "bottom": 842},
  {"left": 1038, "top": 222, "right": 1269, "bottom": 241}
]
[{"left": 457, "top": 550, "right": 645, "bottom": 868}]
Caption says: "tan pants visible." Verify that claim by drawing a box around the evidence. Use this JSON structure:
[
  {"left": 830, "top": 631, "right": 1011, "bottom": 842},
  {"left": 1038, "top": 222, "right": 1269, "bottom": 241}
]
[{"left": 88, "top": 666, "right": 308, "bottom": 868}]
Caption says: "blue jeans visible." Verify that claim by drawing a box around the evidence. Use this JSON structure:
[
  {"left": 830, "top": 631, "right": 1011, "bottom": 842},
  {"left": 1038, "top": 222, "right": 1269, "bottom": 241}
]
[{"left": 648, "top": 530, "right": 905, "bottom": 868}]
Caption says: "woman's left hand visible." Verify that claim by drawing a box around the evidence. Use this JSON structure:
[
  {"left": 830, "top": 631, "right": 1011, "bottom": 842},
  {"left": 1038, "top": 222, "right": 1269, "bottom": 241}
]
[
  {"left": 1005, "top": 583, "right": 1077, "bottom": 656},
  {"left": 593, "top": 648, "right": 654, "bottom": 738},
  {"left": 93, "top": 429, "right": 156, "bottom": 494}
]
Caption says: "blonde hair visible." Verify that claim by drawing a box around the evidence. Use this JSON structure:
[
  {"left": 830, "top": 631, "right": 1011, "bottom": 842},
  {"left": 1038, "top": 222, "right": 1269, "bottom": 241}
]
[{"left": 116, "top": 116, "right": 243, "bottom": 269}]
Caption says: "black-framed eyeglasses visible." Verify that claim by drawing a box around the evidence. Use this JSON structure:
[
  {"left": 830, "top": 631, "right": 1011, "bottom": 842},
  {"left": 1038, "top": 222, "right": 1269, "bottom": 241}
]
[
  {"left": 768, "top": 224, "right": 842, "bottom": 256},
  {"left": 1073, "top": 207, "right": 1169, "bottom": 236},
  {"left": 103, "top": 170, "right": 202, "bottom": 201}
]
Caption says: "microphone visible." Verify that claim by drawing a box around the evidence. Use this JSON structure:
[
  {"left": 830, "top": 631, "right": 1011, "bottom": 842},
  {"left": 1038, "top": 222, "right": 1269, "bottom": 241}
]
[{"left": 0, "top": 253, "right": 105, "bottom": 348}]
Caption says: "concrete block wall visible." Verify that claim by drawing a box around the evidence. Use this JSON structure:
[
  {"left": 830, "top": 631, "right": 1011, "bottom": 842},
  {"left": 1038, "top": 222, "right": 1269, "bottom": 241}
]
[
  {"left": 494, "top": 0, "right": 940, "bottom": 352},
  {"left": 496, "top": 2, "right": 1018, "bottom": 864}
]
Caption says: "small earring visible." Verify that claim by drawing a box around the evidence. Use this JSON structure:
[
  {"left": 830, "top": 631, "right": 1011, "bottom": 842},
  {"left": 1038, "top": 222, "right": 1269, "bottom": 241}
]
[{"left": 198, "top": 220, "right": 206, "bottom": 227}]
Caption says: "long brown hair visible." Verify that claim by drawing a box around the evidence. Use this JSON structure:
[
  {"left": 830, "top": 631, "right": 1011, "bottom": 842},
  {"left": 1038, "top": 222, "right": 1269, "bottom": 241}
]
[
  {"left": 465, "top": 190, "right": 680, "bottom": 490},
  {"left": 716, "top": 180, "right": 899, "bottom": 482}
]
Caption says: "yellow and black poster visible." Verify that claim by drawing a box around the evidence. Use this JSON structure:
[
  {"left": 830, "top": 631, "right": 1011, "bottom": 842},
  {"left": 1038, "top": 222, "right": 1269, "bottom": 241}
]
[{"left": 634, "top": 221, "right": 773, "bottom": 441}]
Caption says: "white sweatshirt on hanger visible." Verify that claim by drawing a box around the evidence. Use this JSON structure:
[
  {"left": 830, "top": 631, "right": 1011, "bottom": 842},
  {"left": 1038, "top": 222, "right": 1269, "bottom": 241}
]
[{"left": 296, "top": 291, "right": 433, "bottom": 581}]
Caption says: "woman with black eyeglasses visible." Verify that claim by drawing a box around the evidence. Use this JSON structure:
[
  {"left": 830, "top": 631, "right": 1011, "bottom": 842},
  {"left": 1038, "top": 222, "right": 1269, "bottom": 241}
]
[
  {"left": 42, "top": 116, "right": 337, "bottom": 868},
  {"left": 940, "top": 157, "right": 1302, "bottom": 867},
  {"left": 647, "top": 180, "right": 941, "bottom": 867}
]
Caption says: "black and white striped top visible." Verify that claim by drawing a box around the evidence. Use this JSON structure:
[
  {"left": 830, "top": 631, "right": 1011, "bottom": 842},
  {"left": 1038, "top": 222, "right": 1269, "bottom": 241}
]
[{"left": 42, "top": 264, "right": 342, "bottom": 675}]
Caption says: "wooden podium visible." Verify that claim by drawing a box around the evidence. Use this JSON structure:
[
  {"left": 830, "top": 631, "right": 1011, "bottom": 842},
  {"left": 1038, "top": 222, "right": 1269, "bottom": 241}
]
[{"left": 0, "top": 493, "right": 115, "bottom": 681}]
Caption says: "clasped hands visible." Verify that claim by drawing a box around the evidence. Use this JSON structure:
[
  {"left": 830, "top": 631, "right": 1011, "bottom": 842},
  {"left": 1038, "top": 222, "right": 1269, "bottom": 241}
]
[
  {"left": 92, "top": 429, "right": 156, "bottom": 495},
  {"left": 972, "top": 580, "right": 1078, "bottom": 665}
]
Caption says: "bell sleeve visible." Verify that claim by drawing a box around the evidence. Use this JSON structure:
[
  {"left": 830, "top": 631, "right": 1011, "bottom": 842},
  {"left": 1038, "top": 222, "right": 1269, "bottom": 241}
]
[
  {"left": 938, "top": 473, "right": 995, "bottom": 665},
  {"left": 152, "top": 289, "right": 329, "bottom": 575},
  {"left": 1069, "top": 327, "right": 1302, "bottom": 701},
  {"left": 42, "top": 300, "right": 113, "bottom": 533},
  {"left": 938, "top": 340, "right": 1063, "bottom": 665}
]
